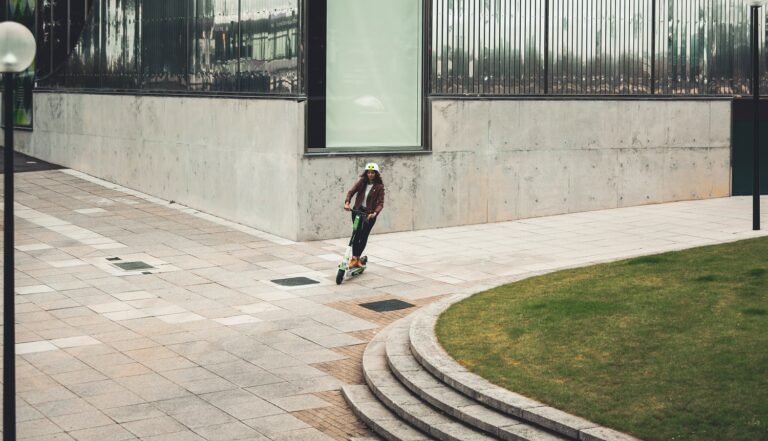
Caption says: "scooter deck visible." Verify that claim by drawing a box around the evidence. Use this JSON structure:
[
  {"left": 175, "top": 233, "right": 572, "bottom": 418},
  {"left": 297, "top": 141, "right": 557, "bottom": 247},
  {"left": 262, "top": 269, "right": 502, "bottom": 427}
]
[{"left": 348, "top": 267, "right": 366, "bottom": 277}]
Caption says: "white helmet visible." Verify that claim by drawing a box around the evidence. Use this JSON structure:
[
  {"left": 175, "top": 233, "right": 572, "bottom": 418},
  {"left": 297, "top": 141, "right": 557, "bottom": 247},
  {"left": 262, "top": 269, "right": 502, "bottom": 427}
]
[{"left": 364, "top": 163, "right": 380, "bottom": 172}]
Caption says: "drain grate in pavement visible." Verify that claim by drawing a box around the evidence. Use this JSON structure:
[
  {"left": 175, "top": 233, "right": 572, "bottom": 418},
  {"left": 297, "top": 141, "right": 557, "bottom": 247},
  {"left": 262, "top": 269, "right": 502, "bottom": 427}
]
[
  {"left": 359, "top": 299, "right": 415, "bottom": 312},
  {"left": 113, "top": 261, "right": 155, "bottom": 271},
  {"left": 271, "top": 277, "right": 320, "bottom": 287}
]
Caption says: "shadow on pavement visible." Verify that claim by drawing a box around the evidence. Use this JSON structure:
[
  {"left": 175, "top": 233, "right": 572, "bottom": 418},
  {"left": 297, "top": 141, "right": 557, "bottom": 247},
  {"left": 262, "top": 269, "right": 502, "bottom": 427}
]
[{"left": 0, "top": 149, "right": 64, "bottom": 174}]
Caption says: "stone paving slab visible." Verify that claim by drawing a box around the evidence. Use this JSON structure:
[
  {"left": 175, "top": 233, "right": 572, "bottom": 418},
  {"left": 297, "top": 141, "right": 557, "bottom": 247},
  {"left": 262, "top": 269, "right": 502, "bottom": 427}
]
[{"left": 0, "top": 169, "right": 766, "bottom": 440}]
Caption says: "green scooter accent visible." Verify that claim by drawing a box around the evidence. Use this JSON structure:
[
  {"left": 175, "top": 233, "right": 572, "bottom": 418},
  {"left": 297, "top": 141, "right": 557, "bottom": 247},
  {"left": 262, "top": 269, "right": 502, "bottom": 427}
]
[{"left": 336, "top": 209, "right": 369, "bottom": 285}]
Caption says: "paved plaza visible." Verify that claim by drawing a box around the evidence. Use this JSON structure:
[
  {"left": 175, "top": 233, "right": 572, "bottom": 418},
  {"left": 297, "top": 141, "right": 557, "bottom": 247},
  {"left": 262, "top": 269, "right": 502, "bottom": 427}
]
[{"left": 0, "top": 168, "right": 766, "bottom": 440}]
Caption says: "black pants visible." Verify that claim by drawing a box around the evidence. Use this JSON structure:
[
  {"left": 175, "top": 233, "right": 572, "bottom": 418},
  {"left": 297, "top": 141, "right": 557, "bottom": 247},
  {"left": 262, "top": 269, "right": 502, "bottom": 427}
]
[{"left": 352, "top": 212, "right": 376, "bottom": 257}]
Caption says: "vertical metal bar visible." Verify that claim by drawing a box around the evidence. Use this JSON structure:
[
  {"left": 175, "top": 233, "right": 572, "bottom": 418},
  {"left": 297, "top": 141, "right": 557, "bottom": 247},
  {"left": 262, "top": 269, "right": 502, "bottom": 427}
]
[
  {"left": 237, "top": 0, "right": 241, "bottom": 91},
  {"left": 615, "top": 2, "right": 627, "bottom": 95},
  {"left": 484, "top": 0, "right": 488, "bottom": 94},
  {"left": 456, "top": 0, "right": 460, "bottom": 93},
  {"left": 513, "top": 0, "right": 518, "bottom": 94},
  {"left": 544, "top": 0, "right": 549, "bottom": 93},
  {"left": 502, "top": 0, "right": 506, "bottom": 94},
  {"left": 556, "top": 0, "right": 560, "bottom": 93},
  {"left": 188, "top": 0, "right": 193, "bottom": 91},
  {"left": 97, "top": 0, "right": 103, "bottom": 88},
  {"left": 137, "top": 0, "right": 142, "bottom": 88},
  {"left": 633, "top": 0, "right": 638, "bottom": 93},
  {"left": 49, "top": 0, "right": 55, "bottom": 78},
  {"left": 651, "top": 0, "right": 656, "bottom": 94},
  {"left": 527, "top": 0, "right": 532, "bottom": 93},
  {"left": 569, "top": 0, "right": 573, "bottom": 93},
  {"left": 684, "top": 0, "right": 689, "bottom": 94},
  {"left": 611, "top": 0, "right": 615, "bottom": 92},
  {"left": 3, "top": 72, "right": 17, "bottom": 441},
  {"left": 753, "top": 5, "right": 762, "bottom": 230},
  {"left": 469, "top": 0, "right": 473, "bottom": 92},
  {"left": 461, "top": 0, "right": 465, "bottom": 92},
  {"left": 423, "top": 0, "right": 430, "bottom": 148},
  {"left": 564, "top": 0, "right": 568, "bottom": 93},
  {"left": 588, "top": 0, "right": 592, "bottom": 93},
  {"left": 474, "top": 0, "right": 478, "bottom": 93},
  {"left": 435, "top": 0, "right": 439, "bottom": 93},
  {"left": 522, "top": 0, "right": 526, "bottom": 93},
  {"left": 306, "top": 0, "right": 327, "bottom": 147},
  {"left": 600, "top": 0, "right": 609, "bottom": 93},
  {"left": 494, "top": 0, "right": 498, "bottom": 94},
  {"left": 437, "top": 0, "right": 442, "bottom": 93}
]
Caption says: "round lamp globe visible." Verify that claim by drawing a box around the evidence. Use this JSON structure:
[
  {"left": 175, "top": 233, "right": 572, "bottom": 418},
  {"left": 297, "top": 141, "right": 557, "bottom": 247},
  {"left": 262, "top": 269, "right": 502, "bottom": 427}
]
[{"left": 0, "top": 21, "right": 36, "bottom": 73}]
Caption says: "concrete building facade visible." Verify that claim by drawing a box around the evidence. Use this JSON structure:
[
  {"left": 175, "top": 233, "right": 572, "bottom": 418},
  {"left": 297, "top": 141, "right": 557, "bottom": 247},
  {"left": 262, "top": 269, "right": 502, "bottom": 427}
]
[
  {"left": 9, "top": 0, "right": 757, "bottom": 240},
  {"left": 22, "top": 93, "right": 730, "bottom": 240}
]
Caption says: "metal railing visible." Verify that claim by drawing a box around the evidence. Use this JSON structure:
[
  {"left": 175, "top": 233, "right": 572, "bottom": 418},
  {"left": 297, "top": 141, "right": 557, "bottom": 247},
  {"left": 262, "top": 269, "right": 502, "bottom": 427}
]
[
  {"left": 39, "top": 0, "right": 767, "bottom": 97},
  {"left": 430, "top": 0, "right": 766, "bottom": 96}
]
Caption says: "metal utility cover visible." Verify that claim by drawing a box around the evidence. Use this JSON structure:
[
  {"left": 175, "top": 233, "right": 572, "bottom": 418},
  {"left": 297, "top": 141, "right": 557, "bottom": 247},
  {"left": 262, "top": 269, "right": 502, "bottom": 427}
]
[
  {"left": 113, "top": 261, "right": 155, "bottom": 271},
  {"left": 360, "top": 299, "right": 415, "bottom": 312},
  {"left": 271, "top": 277, "right": 320, "bottom": 287}
]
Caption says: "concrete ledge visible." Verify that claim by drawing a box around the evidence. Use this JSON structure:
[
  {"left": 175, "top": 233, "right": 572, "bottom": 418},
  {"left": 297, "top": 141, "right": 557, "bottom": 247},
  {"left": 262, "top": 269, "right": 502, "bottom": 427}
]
[
  {"left": 385, "top": 317, "right": 565, "bottom": 441},
  {"left": 408, "top": 297, "right": 642, "bottom": 441},
  {"left": 342, "top": 384, "right": 432, "bottom": 441},
  {"left": 363, "top": 318, "right": 495, "bottom": 441}
]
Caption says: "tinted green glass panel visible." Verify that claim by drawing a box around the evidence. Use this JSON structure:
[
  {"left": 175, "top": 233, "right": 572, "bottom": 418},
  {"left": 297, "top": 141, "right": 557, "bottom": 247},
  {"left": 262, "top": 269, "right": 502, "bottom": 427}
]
[{"left": 326, "top": 0, "right": 422, "bottom": 148}]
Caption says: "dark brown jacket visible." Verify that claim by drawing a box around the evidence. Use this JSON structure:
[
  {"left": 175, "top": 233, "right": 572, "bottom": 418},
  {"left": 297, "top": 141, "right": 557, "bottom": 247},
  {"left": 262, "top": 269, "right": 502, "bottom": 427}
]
[{"left": 345, "top": 178, "right": 385, "bottom": 216}]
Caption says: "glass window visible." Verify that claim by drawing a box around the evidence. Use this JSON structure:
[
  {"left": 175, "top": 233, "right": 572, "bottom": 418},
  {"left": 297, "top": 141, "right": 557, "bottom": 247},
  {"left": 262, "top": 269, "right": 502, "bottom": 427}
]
[
  {"left": 38, "top": 0, "right": 301, "bottom": 95},
  {"left": 240, "top": 0, "right": 300, "bottom": 93},
  {"left": 325, "top": 0, "right": 423, "bottom": 148},
  {"left": 103, "top": 0, "right": 139, "bottom": 89}
]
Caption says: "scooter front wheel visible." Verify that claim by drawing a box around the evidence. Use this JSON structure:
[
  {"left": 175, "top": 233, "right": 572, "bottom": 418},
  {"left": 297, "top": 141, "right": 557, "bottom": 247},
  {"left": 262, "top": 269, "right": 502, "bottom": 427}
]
[{"left": 335, "top": 269, "right": 345, "bottom": 285}]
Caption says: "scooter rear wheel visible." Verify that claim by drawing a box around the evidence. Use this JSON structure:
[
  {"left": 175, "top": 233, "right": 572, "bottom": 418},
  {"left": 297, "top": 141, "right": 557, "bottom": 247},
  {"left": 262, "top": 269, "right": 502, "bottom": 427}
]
[{"left": 335, "top": 269, "right": 345, "bottom": 285}]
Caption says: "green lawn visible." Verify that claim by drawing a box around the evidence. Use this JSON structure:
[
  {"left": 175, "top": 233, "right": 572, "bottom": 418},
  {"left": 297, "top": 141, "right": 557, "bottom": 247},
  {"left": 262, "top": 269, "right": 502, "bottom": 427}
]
[{"left": 436, "top": 237, "right": 768, "bottom": 441}]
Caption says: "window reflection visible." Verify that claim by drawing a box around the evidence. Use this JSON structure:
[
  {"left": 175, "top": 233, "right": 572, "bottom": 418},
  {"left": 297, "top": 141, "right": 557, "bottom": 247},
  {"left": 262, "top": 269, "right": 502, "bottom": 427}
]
[
  {"left": 190, "top": 0, "right": 238, "bottom": 91},
  {"left": 65, "top": 0, "right": 101, "bottom": 88},
  {"left": 240, "top": 0, "right": 299, "bottom": 93},
  {"left": 103, "top": 0, "right": 139, "bottom": 89},
  {"left": 431, "top": 0, "right": 767, "bottom": 96},
  {"left": 38, "top": 0, "right": 768, "bottom": 96},
  {"left": 40, "top": 0, "right": 301, "bottom": 94}
]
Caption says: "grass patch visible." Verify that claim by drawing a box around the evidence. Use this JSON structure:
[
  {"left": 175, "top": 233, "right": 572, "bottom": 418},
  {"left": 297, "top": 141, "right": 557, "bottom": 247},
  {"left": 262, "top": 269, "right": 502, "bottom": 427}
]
[{"left": 436, "top": 237, "right": 768, "bottom": 441}]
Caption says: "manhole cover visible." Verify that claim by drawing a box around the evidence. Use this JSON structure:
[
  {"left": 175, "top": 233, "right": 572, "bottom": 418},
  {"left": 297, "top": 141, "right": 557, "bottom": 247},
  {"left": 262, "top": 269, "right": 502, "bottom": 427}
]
[
  {"left": 271, "top": 277, "right": 320, "bottom": 287},
  {"left": 113, "top": 261, "right": 155, "bottom": 271},
  {"left": 360, "top": 299, "right": 415, "bottom": 312}
]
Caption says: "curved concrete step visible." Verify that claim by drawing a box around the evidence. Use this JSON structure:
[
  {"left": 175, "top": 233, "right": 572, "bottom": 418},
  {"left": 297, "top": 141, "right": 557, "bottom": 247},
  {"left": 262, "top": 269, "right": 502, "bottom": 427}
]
[
  {"left": 342, "top": 384, "right": 434, "bottom": 441},
  {"left": 364, "top": 320, "right": 496, "bottom": 441},
  {"left": 385, "top": 320, "right": 566, "bottom": 441},
  {"left": 408, "top": 298, "right": 641, "bottom": 441}
]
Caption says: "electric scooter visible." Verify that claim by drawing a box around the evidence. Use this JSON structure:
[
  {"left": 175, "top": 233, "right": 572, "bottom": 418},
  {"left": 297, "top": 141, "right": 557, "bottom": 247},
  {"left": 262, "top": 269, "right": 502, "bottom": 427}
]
[{"left": 336, "top": 209, "right": 369, "bottom": 285}]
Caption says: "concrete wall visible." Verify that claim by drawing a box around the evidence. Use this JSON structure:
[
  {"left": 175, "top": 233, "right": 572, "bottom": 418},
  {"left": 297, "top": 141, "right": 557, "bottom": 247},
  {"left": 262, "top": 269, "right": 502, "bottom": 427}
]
[
  {"left": 22, "top": 94, "right": 730, "bottom": 241},
  {"left": 25, "top": 93, "right": 304, "bottom": 240},
  {"left": 297, "top": 99, "right": 731, "bottom": 241}
]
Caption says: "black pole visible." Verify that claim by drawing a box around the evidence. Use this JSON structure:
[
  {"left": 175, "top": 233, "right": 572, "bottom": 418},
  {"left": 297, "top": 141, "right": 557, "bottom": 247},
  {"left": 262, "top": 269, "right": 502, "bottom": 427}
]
[
  {"left": 753, "top": 6, "right": 762, "bottom": 231},
  {"left": 3, "top": 72, "right": 17, "bottom": 441}
]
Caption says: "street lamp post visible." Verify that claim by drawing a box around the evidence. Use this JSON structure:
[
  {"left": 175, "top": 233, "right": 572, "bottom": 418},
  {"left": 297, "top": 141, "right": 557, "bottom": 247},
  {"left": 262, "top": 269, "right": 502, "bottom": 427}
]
[
  {"left": 747, "top": 0, "right": 767, "bottom": 230},
  {"left": 0, "top": 20, "right": 37, "bottom": 441}
]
